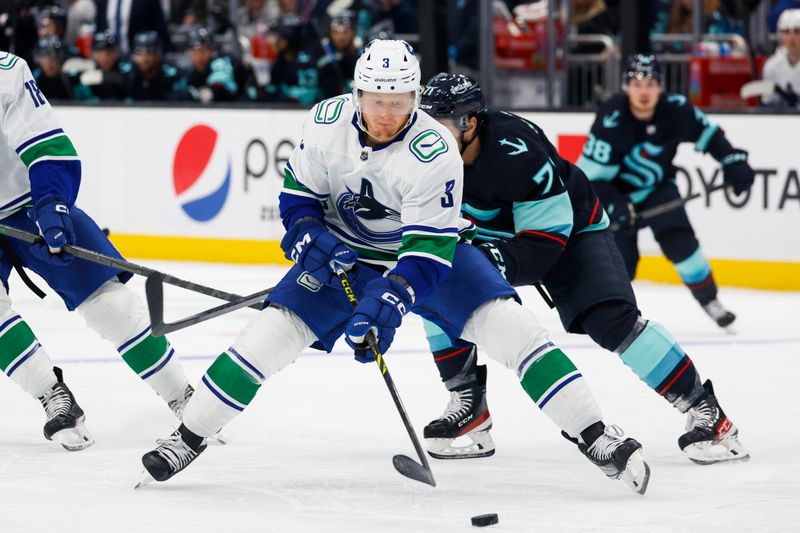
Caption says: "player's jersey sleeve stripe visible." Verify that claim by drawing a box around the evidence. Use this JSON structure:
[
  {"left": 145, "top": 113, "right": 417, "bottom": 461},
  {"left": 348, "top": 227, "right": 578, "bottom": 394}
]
[
  {"left": 0, "top": 193, "right": 31, "bottom": 212},
  {"left": 576, "top": 209, "right": 610, "bottom": 234},
  {"left": 515, "top": 230, "right": 567, "bottom": 247},
  {"left": 694, "top": 123, "right": 719, "bottom": 152},
  {"left": 576, "top": 155, "right": 619, "bottom": 181},
  {"left": 15, "top": 128, "right": 65, "bottom": 154},
  {"left": 18, "top": 135, "right": 78, "bottom": 168},
  {"left": 512, "top": 191, "right": 573, "bottom": 238},
  {"left": 398, "top": 233, "right": 457, "bottom": 266},
  {"left": 283, "top": 162, "right": 328, "bottom": 198}
]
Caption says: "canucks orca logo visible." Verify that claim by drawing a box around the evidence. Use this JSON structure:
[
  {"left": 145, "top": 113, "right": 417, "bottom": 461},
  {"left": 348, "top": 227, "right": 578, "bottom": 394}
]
[
  {"left": 336, "top": 178, "right": 402, "bottom": 244},
  {"left": 620, "top": 142, "right": 664, "bottom": 188}
]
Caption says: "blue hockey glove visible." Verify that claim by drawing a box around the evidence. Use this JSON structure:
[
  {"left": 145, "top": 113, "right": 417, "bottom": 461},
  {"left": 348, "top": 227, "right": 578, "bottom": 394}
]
[
  {"left": 30, "top": 195, "right": 75, "bottom": 266},
  {"left": 721, "top": 151, "right": 754, "bottom": 196},
  {"left": 280, "top": 218, "right": 357, "bottom": 286},
  {"left": 477, "top": 242, "right": 508, "bottom": 280},
  {"left": 345, "top": 277, "right": 413, "bottom": 363}
]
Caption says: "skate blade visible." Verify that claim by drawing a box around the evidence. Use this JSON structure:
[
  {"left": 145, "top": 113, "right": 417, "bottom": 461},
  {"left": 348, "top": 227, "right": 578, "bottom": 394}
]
[
  {"left": 134, "top": 470, "right": 155, "bottom": 489},
  {"left": 53, "top": 424, "right": 95, "bottom": 451},
  {"left": 619, "top": 449, "right": 651, "bottom": 495},
  {"left": 425, "top": 431, "right": 496, "bottom": 460},
  {"left": 684, "top": 435, "right": 750, "bottom": 464}
]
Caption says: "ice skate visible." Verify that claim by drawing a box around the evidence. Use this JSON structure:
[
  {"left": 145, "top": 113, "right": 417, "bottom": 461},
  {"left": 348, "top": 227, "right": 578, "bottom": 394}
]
[
  {"left": 702, "top": 299, "right": 736, "bottom": 332},
  {"left": 424, "top": 365, "right": 495, "bottom": 459},
  {"left": 679, "top": 380, "right": 749, "bottom": 465},
  {"left": 565, "top": 424, "right": 651, "bottom": 495},
  {"left": 39, "top": 367, "right": 94, "bottom": 451},
  {"left": 168, "top": 384, "right": 226, "bottom": 445},
  {"left": 137, "top": 426, "right": 207, "bottom": 486}
]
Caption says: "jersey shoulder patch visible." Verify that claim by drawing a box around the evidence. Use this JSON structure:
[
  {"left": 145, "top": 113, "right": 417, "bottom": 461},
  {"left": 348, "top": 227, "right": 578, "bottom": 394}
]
[
  {"left": 408, "top": 128, "right": 450, "bottom": 163},
  {"left": 313, "top": 96, "right": 349, "bottom": 124},
  {"left": 0, "top": 52, "right": 21, "bottom": 71}
]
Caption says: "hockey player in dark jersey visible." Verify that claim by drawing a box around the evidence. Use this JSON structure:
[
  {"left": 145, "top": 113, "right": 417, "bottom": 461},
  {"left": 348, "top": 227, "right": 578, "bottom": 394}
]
[
  {"left": 417, "top": 73, "right": 749, "bottom": 467},
  {"left": 577, "top": 54, "right": 755, "bottom": 330}
]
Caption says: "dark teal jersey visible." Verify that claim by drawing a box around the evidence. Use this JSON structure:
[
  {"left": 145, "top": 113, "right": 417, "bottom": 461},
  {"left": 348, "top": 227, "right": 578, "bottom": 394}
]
[
  {"left": 577, "top": 92, "right": 737, "bottom": 203},
  {"left": 463, "top": 110, "right": 608, "bottom": 286}
]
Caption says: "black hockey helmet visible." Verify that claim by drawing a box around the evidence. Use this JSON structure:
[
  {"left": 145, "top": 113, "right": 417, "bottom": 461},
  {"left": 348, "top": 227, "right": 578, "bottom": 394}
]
[
  {"left": 93, "top": 30, "right": 119, "bottom": 51},
  {"left": 419, "top": 73, "right": 486, "bottom": 133},
  {"left": 623, "top": 54, "right": 663, "bottom": 85},
  {"left": 133, "top": 31, "right": 162, "bottom": 55},
  {"left": 187, "top": 27, "right": 214, "bottom": 50}
]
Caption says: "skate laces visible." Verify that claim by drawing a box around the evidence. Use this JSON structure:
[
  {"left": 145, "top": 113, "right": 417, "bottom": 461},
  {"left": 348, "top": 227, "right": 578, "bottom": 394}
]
[
  {"left": 687, "top": 398, "right": 719, "bottom": 432},
  {"left": 40, "top": 384, "right": 72, "bottom": 419},
  {"left": 168, "top": 385, "right": 194, "bottom": 418},
  {"left": 702, "top": 300, "right": 727, "bottom": 319},
  {"left": 441, "top": 389, "right": 474, "bottom": 423},
  {"left": 154, "top": 431, "right": 200, "bottom": 472},
  {"left": 586, "top": 424, "right": 626, "bottom": 461}
]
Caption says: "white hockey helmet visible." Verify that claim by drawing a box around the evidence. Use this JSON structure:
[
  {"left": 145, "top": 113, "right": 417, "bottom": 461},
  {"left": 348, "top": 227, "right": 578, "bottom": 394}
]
[
  {"left": 352, "top": 39, "right": 421, "bottom": 137},
  {"left": 778, "top": 9, "right": 800, "bottom": 31}
]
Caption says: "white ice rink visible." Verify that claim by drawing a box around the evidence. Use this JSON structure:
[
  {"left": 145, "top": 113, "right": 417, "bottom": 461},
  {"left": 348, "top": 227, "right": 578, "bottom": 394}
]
[{"left": 0, "top": 262, "right": 797, "bottom": 533}]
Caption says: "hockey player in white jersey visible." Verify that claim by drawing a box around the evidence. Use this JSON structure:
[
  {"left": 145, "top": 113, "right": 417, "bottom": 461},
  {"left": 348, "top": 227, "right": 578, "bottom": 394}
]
[
  {"left": 0, "top": 51, "right": 193, "bottom": 450},
  {"left": 140, "top": 39, "right": 651, "bottom": 494}
]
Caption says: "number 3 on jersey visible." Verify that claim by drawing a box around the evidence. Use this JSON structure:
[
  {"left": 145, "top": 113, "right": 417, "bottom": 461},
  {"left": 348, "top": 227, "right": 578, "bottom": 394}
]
[
  {"left": 441, "top": 180, "right": 456, "bottom": 208},
  {"left": 583, "top": 133, "right": 611, "bottom": 164}
]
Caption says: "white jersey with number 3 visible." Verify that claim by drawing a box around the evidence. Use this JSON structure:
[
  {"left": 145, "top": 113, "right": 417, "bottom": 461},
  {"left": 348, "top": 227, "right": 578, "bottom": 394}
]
[{"left": 283, "top": 95, "right": 467, "bottom": 269}]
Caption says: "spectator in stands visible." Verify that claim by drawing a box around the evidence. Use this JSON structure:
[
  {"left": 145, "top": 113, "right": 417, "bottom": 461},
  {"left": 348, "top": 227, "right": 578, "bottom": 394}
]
[
  {"left": 95, "top": 0, "right": 172, "bottom": 55},
  {"left": 370, "top": 0, "right": 418, "bottom": 35},
  {"left": 448, "top": 0, "right": 479, "bottom": 71},
  {"left": 32, "top": 35, "right": 74, "bottom": 100},
  {"left": 128, "top": 31, "right": 185, "bottom": 101},
  {"left": 238, "top": 0, "right": 281, "bottom": 39},
  {"left": 667, "top": 0, "right": 744, "bottom": 36},
  {"left": 318, "top": 9, "right": 360, "bottom": 98},
  {"left": 263, "top": 15, "right": 321, "bottom": 104},
  {"left": 37, "top": 5, "right": 68, "bottom": 39},
  {"left": 768, "top": 0, "right": 800, "bottom": 31},
  {"left": 0, "top": 1, "right": 39, "bottom": 65},
  {"left": 572, "top": 0, "right": 619, "bottom": 51},
  {"left": 75, "top": 29, "right": 131, "bottom": 101},
  {"left": 64, "top": 0, "right": 96, "bottom": 46},
  {"left": 181, "top": 27, "right": 247, "bottom": 102},
  {"left": 763, "top": 8, "right": 800, "bottom": 107}
]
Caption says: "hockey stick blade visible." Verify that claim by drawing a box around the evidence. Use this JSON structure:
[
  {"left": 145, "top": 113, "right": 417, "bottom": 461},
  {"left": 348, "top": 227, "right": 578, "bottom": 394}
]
[
  {"left": 146, "top": 273, "right": 272, "bottom": 336},
  {"left": 740, "top": 80, "right": 775, "bottom": 99},
  {"left": 393, "top": 454, "right": 436, "bottom": 487}
]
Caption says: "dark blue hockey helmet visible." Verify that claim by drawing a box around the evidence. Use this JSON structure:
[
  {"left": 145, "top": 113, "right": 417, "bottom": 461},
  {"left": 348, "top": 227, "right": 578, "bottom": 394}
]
[
  {"left": 623, "top": 54, "right": 663, "bottom": 85},
  {"left": 419, "top": 73, "right": 486, "bottom": 133}
]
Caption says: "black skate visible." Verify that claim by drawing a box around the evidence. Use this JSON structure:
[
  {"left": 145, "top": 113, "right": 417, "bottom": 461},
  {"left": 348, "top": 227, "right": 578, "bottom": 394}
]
[
  {"left": 424, "top": 365, "right": 494, "bottom": 459},
  {"left": 136, "top": 425, "right": 207, "bottom": 487},
  {"left": 679, "top": 380, "right": 749, "bottom": 464},
  {"left": 564, "top": 424, "right": 651, "bottom": 495},
  {"left": 39, "top": 367, "right": 94, "bottom": 451},
  {"left": 702, "top": 299, "right": 736, "bottom": 331}
]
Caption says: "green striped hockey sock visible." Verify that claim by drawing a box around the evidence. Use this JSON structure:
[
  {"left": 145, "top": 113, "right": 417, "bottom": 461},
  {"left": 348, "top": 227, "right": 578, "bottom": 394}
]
[
  {"left": 0, "top": 314, "right": 56, "bottom": 398},
  {"left": 182, "top": 350, "right": 265, "bottom": 437},
  {"left": 117, "top": 327, "right": 187, "bottom": 402},
  {"left": 518, "top": 344, "right": 602, "bottom": 437}
]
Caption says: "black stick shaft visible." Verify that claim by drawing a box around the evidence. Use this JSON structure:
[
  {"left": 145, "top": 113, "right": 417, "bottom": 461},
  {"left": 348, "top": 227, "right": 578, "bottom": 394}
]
[
  {"left": 0, "top": 223, "right": 261, "bottom": 309},
  {"left": 336, "top": 269, "right": 434, "bottom": 478},
  {"left": 610, "top": 183, "right": 727, "bottom": 231}
]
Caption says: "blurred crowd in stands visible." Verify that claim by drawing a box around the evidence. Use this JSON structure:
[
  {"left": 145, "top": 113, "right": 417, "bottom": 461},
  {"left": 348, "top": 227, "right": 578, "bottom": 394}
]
[{"left": 0, "top": 0, "right": 797, "bottom": 109}]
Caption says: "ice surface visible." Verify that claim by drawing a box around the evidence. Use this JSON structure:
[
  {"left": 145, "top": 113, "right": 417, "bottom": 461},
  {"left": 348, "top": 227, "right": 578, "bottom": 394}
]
[{"left": 0, "top": 262, "right": 797, "bottom": 532}]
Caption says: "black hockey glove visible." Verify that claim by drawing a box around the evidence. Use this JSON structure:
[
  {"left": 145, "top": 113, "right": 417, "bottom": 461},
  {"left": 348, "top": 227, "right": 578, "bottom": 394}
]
[
  {"left": 477, "top": 242, "right": 508, "bottom": 280},
  {"left": 605, "top": 198, "right": 639, "bottom": 230},
  {"left": 721, "top": 151, "right": 754, "bottom": 196}
]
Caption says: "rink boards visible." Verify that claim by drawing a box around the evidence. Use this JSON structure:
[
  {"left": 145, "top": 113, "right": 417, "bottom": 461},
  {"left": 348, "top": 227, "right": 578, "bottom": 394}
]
[{"left": 56, "top": 106, "right": 800, "bottom": 290}]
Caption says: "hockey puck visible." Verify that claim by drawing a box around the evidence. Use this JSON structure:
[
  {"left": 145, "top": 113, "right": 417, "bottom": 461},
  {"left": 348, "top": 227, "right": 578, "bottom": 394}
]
[{"left": 471, "top": 514, "right": 499, "bottom": 527}]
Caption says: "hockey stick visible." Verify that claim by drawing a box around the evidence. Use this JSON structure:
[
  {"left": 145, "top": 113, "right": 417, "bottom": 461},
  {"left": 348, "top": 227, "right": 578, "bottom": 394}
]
[
  {"left": 609, "top": 183, "right": 728, "bottom": 232},
  {"left": 336, "top": 268, "right": 436, "bottom": 487},
  {"left": 145, "top": 273, "right": 273, "bottom": 336},
  {"left": 0, "top": 223, "right": 264, "bottom": 309}
]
